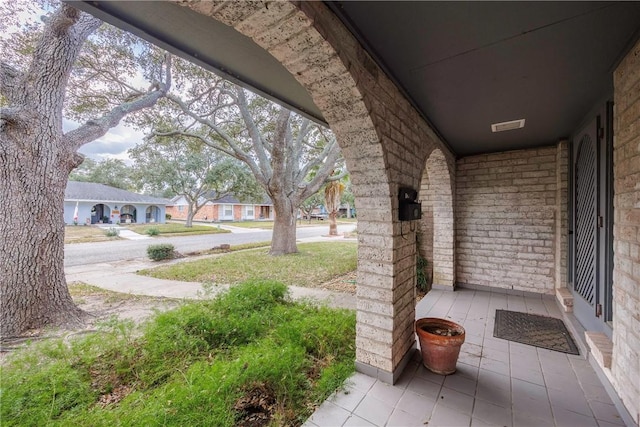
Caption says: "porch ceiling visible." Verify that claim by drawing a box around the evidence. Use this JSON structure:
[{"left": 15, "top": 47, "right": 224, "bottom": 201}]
[{"left": 71, "top": 1, "right": 640, "bottom": 157}]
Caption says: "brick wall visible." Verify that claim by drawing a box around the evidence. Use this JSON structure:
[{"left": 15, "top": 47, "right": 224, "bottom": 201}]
[
  {"left": 166, "top": 204, "right": 221, "bottom": 221},
  {"left": 456, "top": 146, "right": 565, "bottom": 294},
  {"left": 612, "top": 38, "right": 640, "bottom": 424},
  {"left": 166, "top": 204, "right": 263, "bottom": 222}
]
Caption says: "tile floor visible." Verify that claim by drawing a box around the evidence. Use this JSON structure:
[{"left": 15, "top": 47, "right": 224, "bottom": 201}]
[{"left": 304, "top": 287, "right": 628, "bottom": 427}]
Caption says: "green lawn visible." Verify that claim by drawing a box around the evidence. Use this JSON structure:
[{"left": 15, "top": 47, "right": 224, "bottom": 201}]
[
  {"left": 1, "top": 281, "right": 356, "bottom": 426},
  {"left": 139, "top": 241, "right": 357, "bottom": 288},
  {"left": 222, "top": 219, "right": 357, "bottom": 230},
  {"left": 64, "top": 225, "right": 122, "bottom": 244},
  {"left": 226, "top": 220, "right": 276, "bottom": 229},
  {"left": 125, "top": 223, "right": 230, "bottom": 236}
]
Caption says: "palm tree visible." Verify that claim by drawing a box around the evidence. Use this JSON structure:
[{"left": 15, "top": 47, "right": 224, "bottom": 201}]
[{"left": 324, "top": 180, "right": 345, "bottom": 236}]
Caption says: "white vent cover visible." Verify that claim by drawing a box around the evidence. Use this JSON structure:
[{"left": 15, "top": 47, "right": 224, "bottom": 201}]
[{"left": 491, "top": 119, "right": 525, "bottom": 133}]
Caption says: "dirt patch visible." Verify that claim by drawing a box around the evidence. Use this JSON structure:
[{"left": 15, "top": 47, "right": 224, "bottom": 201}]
[
  {"left": 233, "top": 383, "right": 277, "bottom": 427},
  {"left": 0, "top": 290, "right": 178, "bottom": 362},
  {"left": 73, "top": 292, "right": 178, "bottom": 326},
  {"left": 314, "top": 271, "right": 356, "bottom": 294}
]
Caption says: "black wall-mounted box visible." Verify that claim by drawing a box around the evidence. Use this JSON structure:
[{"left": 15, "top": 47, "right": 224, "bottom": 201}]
[
  {"left": 399, "top": 200, "right": 422, "bottom": 221},
  {"left": 398, "top": 187, "right": 421, "bottom": 221}
]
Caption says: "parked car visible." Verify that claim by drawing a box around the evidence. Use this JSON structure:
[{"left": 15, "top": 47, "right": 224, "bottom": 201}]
[{"left": 304, "top": 213, "right": 328, "bottom": 220}]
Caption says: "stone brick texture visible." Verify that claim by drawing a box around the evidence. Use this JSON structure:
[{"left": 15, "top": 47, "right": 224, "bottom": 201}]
[
  {"left": 456, "top": 146, "right": 567, "bottom": 294},
  {"left": 612, "top": 38, "right": 640, "bottom": 424},
  {"left": 178, "top": 0, "right": 455, "bottom": 377}
]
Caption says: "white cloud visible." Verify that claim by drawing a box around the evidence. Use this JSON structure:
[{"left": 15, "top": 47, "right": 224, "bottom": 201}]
[{"left": 64, "top": 119, "right": 144, "bottom": 164}]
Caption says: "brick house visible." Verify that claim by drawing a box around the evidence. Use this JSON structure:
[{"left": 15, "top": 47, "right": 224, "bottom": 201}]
[
  {"left": 77, "top": 2, "right": 640, "bottom": 422},
  {"left": 166, "top": 194, "right": 273, "bottom": 222}
]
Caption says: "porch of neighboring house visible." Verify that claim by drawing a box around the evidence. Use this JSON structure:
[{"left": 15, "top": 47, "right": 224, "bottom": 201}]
[{"left": 305, "top": 287, "right": 628, "bottom": 427}]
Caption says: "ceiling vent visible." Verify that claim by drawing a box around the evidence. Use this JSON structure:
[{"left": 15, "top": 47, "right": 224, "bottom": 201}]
[{"left": 491, "top": 119, "right": 525, "bottom": 133}]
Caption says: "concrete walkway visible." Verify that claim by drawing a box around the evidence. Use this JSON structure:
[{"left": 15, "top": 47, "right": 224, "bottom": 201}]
[
  {"left": 94, "top": 224, "right": 152, "bottom": 240},
  {"left": 65, "top": 236, "right": 357, "bottom": 309}
]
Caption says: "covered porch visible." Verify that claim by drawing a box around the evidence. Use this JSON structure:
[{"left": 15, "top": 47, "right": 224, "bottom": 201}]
[
  {"left": 306, "top": 287, "right": 627, "bottom": 426},
  {"left": 73, "top": 1, "right": 640, "bottom": 424}
]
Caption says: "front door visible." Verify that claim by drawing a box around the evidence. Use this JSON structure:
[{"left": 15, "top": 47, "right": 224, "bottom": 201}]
[{"left": 570, "top": 106, "right": 613, "bottom": 337}]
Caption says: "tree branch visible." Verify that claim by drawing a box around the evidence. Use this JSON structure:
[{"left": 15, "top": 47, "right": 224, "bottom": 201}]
[
  {"left": 152, "top": 130, "right": 233, "bottom": 159},
  {"left": 298, "top": 141, "right": 343, "bottom": 201},
  {"left": 0, "top": 62, "right": 22, "bottom": 102},
  {"left": 63, "top": 56, "right": 172, "bottom": 150},
  {"left": 164, "top": 91, "right": 267, "bottom": 184},
  {"left": 236, "top": 88, "right": 272, "bottom": 178},
  {"left": 0, "top": 107, "right": 28, "bottom": 129}
]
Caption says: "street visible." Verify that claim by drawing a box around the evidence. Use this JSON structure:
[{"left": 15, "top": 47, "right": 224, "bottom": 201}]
[{"left": 64, "top": 224, "right": 356, "bottom": 266}]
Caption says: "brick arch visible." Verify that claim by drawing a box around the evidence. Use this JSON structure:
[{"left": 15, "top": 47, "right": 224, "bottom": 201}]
[
  {"left": 418, "top": 148, "right": 455, "bottom": 289},
  {"left": 179, "top": 1, "right": 406, "bottom": 377}
]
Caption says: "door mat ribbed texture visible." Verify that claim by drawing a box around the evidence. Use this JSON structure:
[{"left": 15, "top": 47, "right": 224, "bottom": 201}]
[{"left": 493, "top": 310, "right": 579, "bottom": 355}]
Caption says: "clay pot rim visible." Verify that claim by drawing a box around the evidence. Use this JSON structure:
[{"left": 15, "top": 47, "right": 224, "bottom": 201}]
[{"left": 415, "top": 317, "right": 466, "bottom": 337}]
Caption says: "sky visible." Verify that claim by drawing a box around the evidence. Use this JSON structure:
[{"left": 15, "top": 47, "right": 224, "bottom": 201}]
[{"left": 65, "top": 118, "right": 144, "bottom": 165}]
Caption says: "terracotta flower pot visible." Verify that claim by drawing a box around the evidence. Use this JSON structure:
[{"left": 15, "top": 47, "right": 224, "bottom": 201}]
[{"left": 415, "top": 317, "right": 466, "bottom": 375}]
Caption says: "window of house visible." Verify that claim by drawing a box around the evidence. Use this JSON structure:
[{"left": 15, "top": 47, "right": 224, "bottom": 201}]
[
  {"left": 245, "top": 206, "right": 254, "bottom": 219},
  {"left": 221, "top": 204, "right": 233, "bottom": 219}
]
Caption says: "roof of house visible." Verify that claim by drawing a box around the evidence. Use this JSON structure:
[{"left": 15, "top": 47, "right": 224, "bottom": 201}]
[
  {"left": 168, "top": 192, "right": 272, "bottom": 206},
  {"left": 65, "top": 181, "right": 169, "bottom": 205}
]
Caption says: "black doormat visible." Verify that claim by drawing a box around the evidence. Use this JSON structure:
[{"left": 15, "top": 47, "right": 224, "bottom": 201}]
[{"left": 493, "top": 310, "right": 580, "bottom": 355}]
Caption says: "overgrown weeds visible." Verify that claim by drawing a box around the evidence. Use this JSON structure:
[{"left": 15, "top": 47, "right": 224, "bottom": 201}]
[{"left": 1, "top": 280, "right": 355, "bottom": 426}]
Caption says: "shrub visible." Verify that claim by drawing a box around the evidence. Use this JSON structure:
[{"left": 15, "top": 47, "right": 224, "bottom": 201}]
[
  {"left": 165, "top": 213, "right": 172, "bottom": 220},
  {"left": 146, "top": 227, "right": 160, "bottom": 236},
  {"left": 105, "top": 227, "right": 119, "bottom": 237},
  {"left": 147, "top": 243, "right": 175, "bottom": 261}
]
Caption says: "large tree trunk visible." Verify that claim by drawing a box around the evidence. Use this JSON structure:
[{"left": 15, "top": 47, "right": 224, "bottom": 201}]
[
  {"left": 1, "top": 4, "right": 169, "bottom": 338},
  {"left": 1, "top": 124, "right": 84, "bottom": 338},
  {"left": 270, "top": 197, "right": 298, "bottom": 255}
]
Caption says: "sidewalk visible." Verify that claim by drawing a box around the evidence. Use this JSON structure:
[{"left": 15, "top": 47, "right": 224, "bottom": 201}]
[
  {"left": 65, "top": 237, "right": 357, "bottom": 309},
  {"left": 94, "top": 224, "right": 152, "bottom": 240}
]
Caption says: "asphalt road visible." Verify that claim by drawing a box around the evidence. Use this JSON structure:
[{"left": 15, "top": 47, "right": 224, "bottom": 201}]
[{"left": 64, "top": 224, "right": 355, "bottom": 267}]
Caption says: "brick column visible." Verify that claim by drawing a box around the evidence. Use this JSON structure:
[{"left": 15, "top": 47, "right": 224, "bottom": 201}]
[{"left": 612, "top": 38, "right": 640, "bottom": 424}]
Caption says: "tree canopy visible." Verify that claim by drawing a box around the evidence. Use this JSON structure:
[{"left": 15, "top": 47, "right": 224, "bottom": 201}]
[
  {"left": 69, "top": 158, "right": 134, "bottom": 190},
  {"left": 144, "top": 62, "right": 346, "bottom": 254},
  {"left": 129, "top": 134, "right": 263, "bottom": 226}
]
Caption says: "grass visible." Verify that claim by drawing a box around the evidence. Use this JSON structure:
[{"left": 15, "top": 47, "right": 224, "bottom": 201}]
[
  {"left": 228, "top": 219, "right": 356, "bottom": 229},
  {"left": 185, "top": 241, "right": 272, "bottom": 256},
  {"left": 226, "top": 220, "right": 276, "bottom": 229},
  {"left": 139, "top": 242, "right": 357, "bottom": 288},
  {"left": 0, "top": 281, "right": 356, "bottom": 426},
  {"left": 64, "top": 225, "right": 121, "bottom": 244},
  {"left": 125, "top": 223, "right": 230, "bottom": 236}
]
